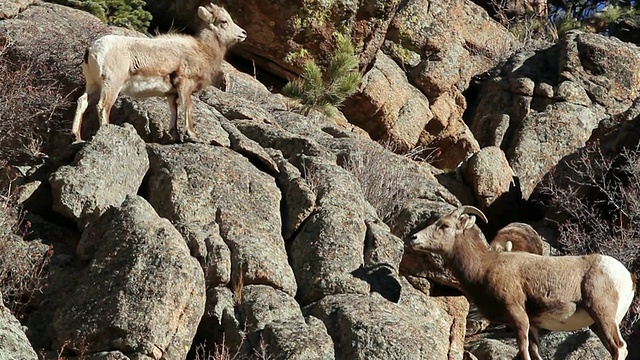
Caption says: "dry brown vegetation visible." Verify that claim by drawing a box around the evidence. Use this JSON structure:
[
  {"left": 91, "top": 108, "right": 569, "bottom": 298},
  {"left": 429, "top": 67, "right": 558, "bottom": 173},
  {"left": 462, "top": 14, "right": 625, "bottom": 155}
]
[
  {"left": 193, "top": 335, "right": 272, "bottom": 360},
  {"left": 0, "top": 37, "right": 72, "bottom": 165},
  {"left": 0, "top": 162, "right": 53, "bottom": 321},
  {"left": 341, "top": 141, "right": 422, "bottom": 224}
]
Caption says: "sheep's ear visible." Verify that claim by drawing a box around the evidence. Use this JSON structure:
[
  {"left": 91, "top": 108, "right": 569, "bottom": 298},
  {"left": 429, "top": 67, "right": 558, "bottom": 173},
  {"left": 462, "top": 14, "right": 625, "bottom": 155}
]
[
  {"left": 461, "top": 214, "right": 476, "bottom": 229},
  {"left": 198, "top": 6, "right": 212, "bottom": 21}
]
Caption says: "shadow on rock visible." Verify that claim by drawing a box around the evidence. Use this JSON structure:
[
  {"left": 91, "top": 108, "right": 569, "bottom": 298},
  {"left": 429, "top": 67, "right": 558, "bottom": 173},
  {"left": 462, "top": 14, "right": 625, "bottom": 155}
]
[{"left": 351, "top": 263, "right": 401, "bottom": 303}]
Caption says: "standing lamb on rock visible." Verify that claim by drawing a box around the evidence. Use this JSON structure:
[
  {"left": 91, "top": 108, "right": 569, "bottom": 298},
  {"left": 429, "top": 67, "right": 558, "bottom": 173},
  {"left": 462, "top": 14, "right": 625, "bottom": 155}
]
[
  {"left": 71, "top": 2, "right": 247, "bottom": 142},
  {"left": 409, "top": 206, "right": 635, "bottom": 360}
]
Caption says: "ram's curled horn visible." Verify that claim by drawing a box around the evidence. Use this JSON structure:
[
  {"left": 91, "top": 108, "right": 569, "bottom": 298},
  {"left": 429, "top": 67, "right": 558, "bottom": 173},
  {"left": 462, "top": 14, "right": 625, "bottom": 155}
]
[{"left": 456, "top": 206, "right": 488, "bottom": 223}]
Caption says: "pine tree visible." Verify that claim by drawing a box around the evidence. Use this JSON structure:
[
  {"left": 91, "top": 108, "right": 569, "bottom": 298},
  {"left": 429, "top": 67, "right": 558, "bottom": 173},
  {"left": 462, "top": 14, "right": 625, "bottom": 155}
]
[
  {"left": 282, "top": 33, "right": 362, "bottom": 116},
  {"left": 105, "top": 0, "right": 151, "bottom": 32},
  {"left": 48, "top": 0, "right": 152, "bottom": 33}
]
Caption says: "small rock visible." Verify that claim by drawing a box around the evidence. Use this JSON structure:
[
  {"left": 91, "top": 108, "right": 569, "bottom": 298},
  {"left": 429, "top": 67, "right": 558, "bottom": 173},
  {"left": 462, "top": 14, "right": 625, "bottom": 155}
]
[
  {"left": 49, "top": 124, "right": 148, "bottom": 228},
  {"left": 0, "top": 300, "right": 38, "bottom": 360}
]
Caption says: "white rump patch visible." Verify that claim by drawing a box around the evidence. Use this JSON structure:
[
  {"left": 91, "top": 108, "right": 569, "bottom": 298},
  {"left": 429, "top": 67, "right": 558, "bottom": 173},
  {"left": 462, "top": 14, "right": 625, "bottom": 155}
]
[
  {"left": 600, "top": 255, "right": 635, "bottom": 324},
  {"left": 90, "top": 35, "right": 116, "bottom": 75}
]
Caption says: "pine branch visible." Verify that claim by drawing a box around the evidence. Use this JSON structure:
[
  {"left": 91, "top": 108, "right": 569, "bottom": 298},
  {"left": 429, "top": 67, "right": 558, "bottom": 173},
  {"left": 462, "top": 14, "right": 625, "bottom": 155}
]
[{"left": 281, "top": 32, "right": 362, "bottom": 115}]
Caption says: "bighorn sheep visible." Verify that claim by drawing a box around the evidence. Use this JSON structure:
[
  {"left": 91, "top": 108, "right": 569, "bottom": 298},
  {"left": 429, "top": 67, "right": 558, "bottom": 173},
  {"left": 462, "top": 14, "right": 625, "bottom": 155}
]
[
  {"left": 409, "top": 206, "right": 635, "bottom": 360},
  {"left": 490, "top": 222, "right": 544, "bottom": 255},
  {"left": 71, "top": 2, "right": 247, "bottom": 142}
]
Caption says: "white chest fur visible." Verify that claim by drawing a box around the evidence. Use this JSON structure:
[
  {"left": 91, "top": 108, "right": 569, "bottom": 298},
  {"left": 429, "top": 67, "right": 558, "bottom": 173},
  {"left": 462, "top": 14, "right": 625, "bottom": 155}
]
[
  {"left": 121, "top": 75, "right": 174, "bottom": 98},
  {"left": 534, "top": 309, "right": 594, "bottom": 331}
]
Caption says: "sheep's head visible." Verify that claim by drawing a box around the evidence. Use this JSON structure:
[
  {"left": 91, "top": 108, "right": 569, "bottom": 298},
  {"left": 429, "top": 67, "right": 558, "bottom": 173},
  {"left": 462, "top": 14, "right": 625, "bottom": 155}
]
[
  {"left": 409, "top": 206, "right": 487, "bottom": 254},
  {"left": 198, "top": 3, "right": 247, "bottom": 46}
]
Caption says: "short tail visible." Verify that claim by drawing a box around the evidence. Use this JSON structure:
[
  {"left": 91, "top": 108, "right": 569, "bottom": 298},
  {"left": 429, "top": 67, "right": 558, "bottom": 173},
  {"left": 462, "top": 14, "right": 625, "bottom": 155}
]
[
  {"left": 632, "top": 272, "right": 637, "bottom": 292},
  {"left": 83, "top": 48, "right": 90, "bottom": 64}
]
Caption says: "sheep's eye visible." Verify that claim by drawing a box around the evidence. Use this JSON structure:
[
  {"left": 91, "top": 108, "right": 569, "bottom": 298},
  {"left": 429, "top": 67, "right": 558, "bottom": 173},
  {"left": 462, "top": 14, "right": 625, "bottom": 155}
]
[
  {"left": 439, "top": 223, "right": 449, "bottom": 230},
  {"left": 220, "top": 20, "right": 229, "bottom": 28}
]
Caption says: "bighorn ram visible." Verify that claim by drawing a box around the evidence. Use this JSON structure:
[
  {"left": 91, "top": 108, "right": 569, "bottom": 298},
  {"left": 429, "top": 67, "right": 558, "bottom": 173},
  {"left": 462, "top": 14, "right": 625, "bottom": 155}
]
[
  {"left": 71, "top": 3, "right": 246, "bottom": 142},
  {"left": 410, "top": 206, "right": 635, "bottom": 360},
  {"left": 489, "top": 222, "right": 545, "bottom": 255}
]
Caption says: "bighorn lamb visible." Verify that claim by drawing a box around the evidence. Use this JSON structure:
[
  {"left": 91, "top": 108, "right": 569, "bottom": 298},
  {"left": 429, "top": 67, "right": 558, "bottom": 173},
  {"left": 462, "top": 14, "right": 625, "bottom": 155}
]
[
  {"left": 409, "top": 206, "right": 636, "bottom": 360},
  {"left": 71, "top": 3, "right": 246, "bottom": 142},
  {"left": 490, "top": 222, "right": 544, "bottom": 255}
]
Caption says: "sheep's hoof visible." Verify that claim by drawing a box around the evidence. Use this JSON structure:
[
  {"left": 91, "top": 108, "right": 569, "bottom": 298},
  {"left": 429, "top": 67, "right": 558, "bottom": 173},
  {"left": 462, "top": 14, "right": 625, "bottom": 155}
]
[
  {"left": 220, "top": 73, "right": 231, "bottom": 92},
  {"left": 169, "top": 128, "right": 180, "bottom": 142},
  {"left": 183, "top": 132, "right": 200, "bottom": 143}
]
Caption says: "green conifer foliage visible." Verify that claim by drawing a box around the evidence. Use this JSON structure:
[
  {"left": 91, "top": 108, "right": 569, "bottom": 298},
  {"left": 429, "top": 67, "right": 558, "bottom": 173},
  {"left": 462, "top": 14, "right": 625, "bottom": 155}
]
[
  {"left": 105, "top": 0, "right": 152, "bottom": 32},
  {"left": 282, "top": 33, "right": 362, "bottom": 116},
  {"left": 48, "top": 0, "right": 152, "bottom": 33}
]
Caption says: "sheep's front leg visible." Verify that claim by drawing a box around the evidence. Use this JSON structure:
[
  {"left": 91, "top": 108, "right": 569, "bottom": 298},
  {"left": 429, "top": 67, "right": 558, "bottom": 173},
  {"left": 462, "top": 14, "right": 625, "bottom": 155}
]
[
  {"left": 176, "top": 79, "right": 198, "bottom": 140},
  {"left": 509, "top": 307, "right": 533, "bottom": 360},
  {"left": 97, "top": 82, "right": 121, "bottom": 126},
  {"left": 184, "top": 93, "right": 196, "bottom": 139},
  {"left": 167, "top": 95, "right": 179, "bottom": 141}
]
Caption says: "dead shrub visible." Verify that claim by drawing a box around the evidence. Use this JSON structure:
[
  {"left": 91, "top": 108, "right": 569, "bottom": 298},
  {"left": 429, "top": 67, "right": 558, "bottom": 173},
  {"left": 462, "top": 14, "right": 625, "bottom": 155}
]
[
  {"left": 0, "top": 161, "right": 19, "bottom": 240},
  {"left": 56, "top": 336, "right": 89, "bottom": 360},
  {"left": 195, "top": 341, "right": 238, "bottom": 360},
  {"left": 0, "top": 38, "right": 72, "bottom": 165},
  {"left": 192, "top": 333, "right": 268, "bottom": 360},
  {"left": 487, "top": 0, "right": 557, "bottom": 50},
  {"left": 251, "top": 336, "right": 272, "bottom": 360},
  {"left": 0, "top": 170, "right": 53, "bottom": 321}
]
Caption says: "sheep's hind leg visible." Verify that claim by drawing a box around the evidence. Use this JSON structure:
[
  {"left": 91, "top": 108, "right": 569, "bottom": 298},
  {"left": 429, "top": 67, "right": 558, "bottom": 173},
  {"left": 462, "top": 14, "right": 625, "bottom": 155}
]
[
  {"left": 589, "top": 318, "right": 627, "bottom": 360},
  {"left": 71, "top": 84, "right": 100, "bottom": 143},
  {"left": 528, "top": 326, "right": 543, "bottom": 360},
  {"left": 585, "top": 276, "right": 628, "bottom": 359},
  {"left": 72, "top": 93, "right": 89, "bottom": 143}
]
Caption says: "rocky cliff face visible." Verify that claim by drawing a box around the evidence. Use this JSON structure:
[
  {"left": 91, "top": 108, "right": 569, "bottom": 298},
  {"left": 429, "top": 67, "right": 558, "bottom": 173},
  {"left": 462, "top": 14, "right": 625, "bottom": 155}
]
[{"left": 1, "top": 1, "right": 639, "bottom": 360}]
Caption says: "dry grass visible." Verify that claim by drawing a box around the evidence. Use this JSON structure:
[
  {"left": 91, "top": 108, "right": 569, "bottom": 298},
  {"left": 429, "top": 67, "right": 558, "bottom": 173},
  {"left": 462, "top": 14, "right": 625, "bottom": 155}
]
[
  {"left": 486, "top": 0, "right": 558, "bottom": 50},
  {"left": 341, "top": 141, "right": 421, "bottom": 224},
  {"left": 301, "top": 159, "right": 323, "bottom": 196},
  {"left": 232, "top": 266, "right": 244, "bottom": 305},
  {"left": 301, "top": 140, "right": 423, "bottom": 224}
]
